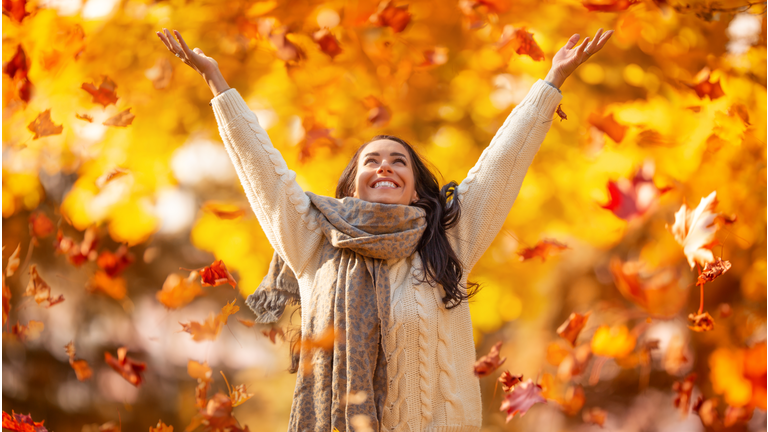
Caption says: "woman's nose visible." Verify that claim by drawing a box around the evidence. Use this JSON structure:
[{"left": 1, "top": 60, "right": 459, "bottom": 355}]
[{"left": 377, "top": 162, "right": 393, "bottom": 173}]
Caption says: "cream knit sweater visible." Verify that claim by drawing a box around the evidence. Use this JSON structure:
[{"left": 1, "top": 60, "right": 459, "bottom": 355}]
[{"left": 210, "top": 79, "right": 562, "bottom": 431}]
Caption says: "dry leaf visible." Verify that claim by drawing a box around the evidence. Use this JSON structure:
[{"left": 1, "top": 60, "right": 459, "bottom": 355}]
[
  {"left": 179, "top": 299, "right": 239, "bottom": 342},
  {"left": 75, "top": 113, "right": 93, "bottom": 122},
  {"left": 104, "top": 347, "right": 146, "bottom": 387},
  {"left": 697, "top": 257, "right": 731, "bottom": 286},
  {"left": 64, "top": 341, "right": 93, "bottom": 381},
  {"left": 29, "top": 212, "right": 55, "bottom": 240},
  {"left": 687, "top": 311, "right": 715, "bottom": 332},
  {"left": 11, "top": 320, "right": 44, "bottom": 342},
  {"left": 25, "top": 264, "right": 65, "bottom": 307},
  {"left": 473, "top": 341, "right": 507, "bottom": 377},
  {"left": 27, "top": 109, "right": 63, "bottom": 140},
  {"left": 556, "top": 104, "right": 567, "bottom": 121},
  {"left": 667, "top": 191, "right": 727, "bottom": 269},
  {"left": 6, "top": 244, "right": 21, "bottom": 277},
  {"left": 610, "top": 258, "right": 688, "bottom": 318},
  {"left": 157, "top": 272, "right": 204, "bottom": 310},
  {"left": 600, "top": 161, "right": 672, "bottom": 220},
  {"left": 314, "top": 28, "right": 343, "bottom": 59},
  {"left": 200, "top": 260, "right": 237, "bottom": 289},
  {"left": 499, "top": 379, "right": 546, "bottom": 422},
  {"left": 103, "top": 108, "right": 135, "bottom": 127},
  {"left": 86, "top": 271, "right": 127, "bottom": 300},
  {"left": 499, "top": 371, "right": 523, "bottom": 392},
  {"left": 149, "top": 421, "right": 173, "bottom": 432},
  {"left": 369, "top": 1, "right": 411, "bottom": 32},
  {"left": 518, "top": 239, "right": 569, "bottom": 262},
  {"left": 2, "top": 410, "right": 48, "bottom": 432},
  {"left": 96, "top": 245, "right": 134, "bottom": 278},
  {"left": 3, "top": 44, "right": 32, "bottom": 102},
  {"left": 81, "top": 76, "right": 118, "bottom": 107},
  {"left": 556, "top": 312, "right": 591, "bottom": 347}
]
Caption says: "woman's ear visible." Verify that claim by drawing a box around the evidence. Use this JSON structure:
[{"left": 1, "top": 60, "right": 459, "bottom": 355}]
[{"left": 411, "top": 191, "right": 419, "bottom": 204}]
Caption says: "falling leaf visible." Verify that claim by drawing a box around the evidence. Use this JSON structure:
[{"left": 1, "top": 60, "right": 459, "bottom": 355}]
[
  {"left": 298, "top": 117, "right": 338, "bottom": 162},
  {"left": 201, "top": 202, "right": 246, "bottom": 220},
  {"left": 2, "top": 0, "right": 30, "bottom": 23},
  {"left": 104, "top": 347, "right": 146, "bottom": 387},
  {"left": 314, "top": 28, "right": 342, "bottom": 59},
  {"left": 29, "top": 212, "right": 55, "bottom": 241},
  {"left": 420, "top": 47, "right": 448, "bottom": 67},
  {"left": 64, "top": 341, "right": 93, "bottom": 381},
  {"left": 54, "top": 227, "right": 99, "bottom": 267},
  {"left": 499, "top": 371, "right": 523, "bottom": 392},
  {"left": 697, "top": 258, "right": 732, "bottom": 286},
  {"left": 610, "top": 258, "right": 688, "bottom": 318},
  {"left": 556, "top": 311, "right": 591, "bottom": 347},
  {"left": 688, "top": 68, "right": 725, "bottom": 100},
  {"left": 186, "top": 392, "right": 248, "bottom": 432},
  {"left": 499, "top": 379, "right": 546, "bottom": 422},
  {"left": 556, "top": 104, "right": 567, "bottom": 121},
  {"left": 2, "top": 410, "right": 48, "bottom": 432},
  {"left": 11, "top": 320, "right": 44, "bottom": 342},
  {"left": 188, "top": 360, "right": 212, "bottom": 409},
  {"left": 269, "top": 29, "right": 305, "bottom": 63},
  {"left": 236, "top": 317, "right": 255, "bottom": 328},
  {"left": 95, "top": 167, "right": 130, "bottom": 188},
  {"left": 600, "top": 161, "right": 672, "bottom": 221},
  {"left": 588, "top": 112, "right": 628, "bottom": 143},
  {"left": 145, "top": 57, "right": 173, "bottom": 90},
  {"left": 582, "top": 407, "right": 607, "bottom": 426},
  {"left": 27, "top": 110, "right": 63, "bottom": 140},
  {"left": 157, "top": 272, "right": 204, "bottom": 310},
  {"left": 3, "top": 44, "right": 32, "bottom": 103},
  {"left": 473, "top": 341, "right": 507, "bottom": 377},
  {"left": 517, "top": 239, "right": 569, "bottom": 262},
  {"left": 557, "top": 344, "right": 592, "bottom": 381},
  {"left": 261, "top": 326, "right": 285, "bottom": 343},
  {"left": 86, "top": 271, "right": 127, "bottom": 300},
  {"left": 179, "top": 299, "right": 239, "bottom": 342},
  {"left": 692, "top": 396, "right": 720, "bottom": 427},
  {"left": 369, "top": 1, "right": 411, "bottom": 33},
  {"left": 667, "top": 191, "right": 726, "bottom": 269},
  {"left": 497, "top": 25, "right": 545, "bottom": 61},
  {"left": 362, "top": 96, "right": 392, "bottom": 128},
  {"left": 582, "top": 0, "right": 640, "bottom": 11},
  {"left": 688, "top": 311, "right": 715, "bottom": 332},
  {"left": 200, "top": 260, "right": 237, "bottom": 289},
  {"left": 220, "top": 371, "right": 254, "bottom": 408},
  {"left": 81, "top": 76, "right": 118, "bottom": 107},
  {"left": 299, "top": 326, "right": 338, "bottom": 351},
  {"left": 672, "top": 373, "right": 696, "bottom": 416},
  {"left": 560, "top": 385, "right": 585, "bottom": 415},
  {"left": 103, "top": 108, "right": 135, "bottom": 127},
  {"left": 75, "top": 113, "right": 93, "bottom": 122},
  {"left": 150, "top": 421, "right": 173, "bottom": 432},
  {"left": 96, "top": 245, "right": 134, "bottom": 278},
  {"left": 6, "top": 244, "right": 21, "bottom": 277},
  {"left": 591, "top": 325, "right": 636, "bottom": 358},
  {"left": 25, "top": 264, "right": 64, "bottom": 307}
]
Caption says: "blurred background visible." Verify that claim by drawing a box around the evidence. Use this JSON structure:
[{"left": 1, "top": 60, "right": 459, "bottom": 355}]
[{"left": 2, "top": 0, "right": 766, "bottom": 430}]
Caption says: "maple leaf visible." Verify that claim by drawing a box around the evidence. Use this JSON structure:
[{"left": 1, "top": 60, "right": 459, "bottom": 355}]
[
  {"left": 103, "top": 108, "right": 135, "bottom": 127},
  {"left": 517, "top": 239, "right": 569, "bottom": 262},
  {"left": 560, "top": 385, "right": 585, "bottom": 416},
  {"left": 3, "top": 45, "right": 32, "bottom": 103},
  {"left": 2, "top": 0, "right": 30, "bottom": 23},
  {"left": 179, "top": 299, "right": 239, "bottom": 342},
  {"left": 556, "top": 344, "right": 592, "bottom": 381},
  {"left": 499, "top": 379, "right": 546, "bottom": 422},
  {"left": 25, "top": 264, "right": 64, "bottom": 307},
  {"left": 582, "top": 407, "right": 607, "bottom": 426},
  {"left": 157, "top": 272, "right": 204, "bottom": 310},
  {"left": 86, "top": 271, "right": 127, "bottom": 300},
  {"left": 688, "top": 68, "right": 725, "bottom": 100},
  {"left": 556, "top": 104, "right": 567, "bottom": 121},
  {"left": 497, "top": 26, "right": 545, "bottom": 61},
  {"left": 298, "top": 117, "right": 338, "bottom": 163},
  {"left": 145, "top": 57, "right": 173, "bottom": 90},
  {"left": 220, "top": 371, "right": 254, "bottom": 407},
  {"left": 588, "top": 112, "right": 627, "bottom": 143},
  {"left": 556, "top": 311, "right": 591, "bottom": 347},
  {"left": 499, "top": 371, "right": 523, "bottom": 392},
  {"left": 314, "top": 28, "right": 343, "bottom": 59},
  {"left": 591, "top": 325, "right": 636, "bottom": 358},
  {"left": 6, "top": 243, "right": 21, "bottom": 277},
  {"left": 201, "top": 202, "right": 246, "bottom": 220},
  {"left": 600, "top": 161, "right": 672, "bottom": 221},
  {"left": 369, "top": 1, "right": 411, "bottom": 33},
  {"left": 75, "top": 113, "right": 93, "bottom": 122},
  {"left": 3, "top": 276, "right": 11, "bottom": 327},
  {"left": 362, "top": 96, "right": 392, "bottom": 128},
  {"left": 200, "top": 260, "right": 237, "bottom": 289},
  {"left": 582, "top": 0, "right": 640, "bottom": 11},
  {"left": 81, "top": 76, "right": 119, "bottom": 107},
  {"left": 64, "top": 341, "right": 93, "bottom": 381},
  {"left": 54, "top": 226, "right": 99, "bottom": 267},
  {"left": 697, "top": 257, "right": 731, "bottom": 286},
  {"left": 687, "top": 311, "right": 715, "bottom": 332},
  {"left": 150, "top": 421, "right": 173, "bottom": 432},
  {"left": 188, "top": 360, "right": 212, "bottom": 409},
  {"left": 11, "top": 320, "right": 44, "bottom": 342},
  {"left": 2, "top": 410, "right": 48, "bottom": 432},
  {"left": 187, "top": 393, "right": 250, "bottom": 432},
  {"left": 261, "top": 326, "right": 285, "bottom": 344},
  {"left": 672, "top": 373, "right": 696, "bottom": 416},
  {"left": 96, "top": 245, "right": 134, "bottom": 278},
  {"left": 610, "top": 258, "right": 688, "bottom": 318},
  {"left": 29, "top": 212, "right": 55, "bottom": 241},
  {"left": 666, "top": 191, "right": 727, "bottom": 269},
  {"left": 104, "top": 347, "right": 146, "bottom": 387},
  {"left": 473, "top": 341, "right": 507, "bottom": 377},
  {"left": 27, "top": 110, "right": 63, "bottom": 140}
]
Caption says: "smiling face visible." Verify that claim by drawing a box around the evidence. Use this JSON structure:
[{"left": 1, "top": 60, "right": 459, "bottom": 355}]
[{"left": 352, "top": 139, "right": 419, "bottom": 205}]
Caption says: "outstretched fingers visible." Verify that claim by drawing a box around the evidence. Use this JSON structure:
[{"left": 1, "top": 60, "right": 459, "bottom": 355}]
[
  {"left": 564, "top": 34, "right": 580, "bottom": 50},
  {"left": 576, "top": 36, "right": 590, "bottom": 56},
  {"left": 163, "top": 28, "right": 182, "bottom": 53},
  {"left": 173, "top": 30, "right": 194, "bottom": 57}
]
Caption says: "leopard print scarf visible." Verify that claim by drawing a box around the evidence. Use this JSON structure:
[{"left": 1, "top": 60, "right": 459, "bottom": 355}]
[{"left": 246, "top": 192, "right": 427, "bottom": 431}]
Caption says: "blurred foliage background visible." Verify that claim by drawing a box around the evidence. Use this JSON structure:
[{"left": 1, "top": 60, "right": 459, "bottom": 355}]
[{"left": 2, "top": 0, "right": 766, "bottom": 430}]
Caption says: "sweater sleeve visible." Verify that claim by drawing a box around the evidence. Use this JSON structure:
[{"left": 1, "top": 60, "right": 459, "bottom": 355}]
[
  {"left": 446, "top": 79, "right": 562, "bottom": 272},
  {"left": 210, "top": 89, "right": 324, "bottom": 277}
]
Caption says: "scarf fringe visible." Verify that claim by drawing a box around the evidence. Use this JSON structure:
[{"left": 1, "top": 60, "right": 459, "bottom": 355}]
[{"left": 245, "top": 286, "right": 300, "bottom": 324}]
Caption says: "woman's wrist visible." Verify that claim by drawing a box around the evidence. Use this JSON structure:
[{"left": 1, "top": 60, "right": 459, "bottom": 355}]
[
  {"left": 203, "top": 69, "right": 230, "bottom": 98},
  {"left": 544, "top": 69, "right": 566, "bottom": 89}
]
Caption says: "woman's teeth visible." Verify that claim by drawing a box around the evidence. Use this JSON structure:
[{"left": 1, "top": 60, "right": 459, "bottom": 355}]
[{"left": 373, "top": 181, "right": 397, "bottom": 189}]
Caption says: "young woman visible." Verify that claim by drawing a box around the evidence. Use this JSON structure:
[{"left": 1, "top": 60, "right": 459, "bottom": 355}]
[{"left": 157, "top": 27, "right": 612, "bottom": 432}]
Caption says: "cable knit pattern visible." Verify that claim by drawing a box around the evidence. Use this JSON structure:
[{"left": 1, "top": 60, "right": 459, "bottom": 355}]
[{"left": 209, "top": 80, "right": 562, "bottom": 431}]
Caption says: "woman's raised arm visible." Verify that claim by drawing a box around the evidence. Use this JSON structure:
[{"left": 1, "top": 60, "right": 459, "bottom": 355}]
[
  {"left": 156, "top": 29, "right": 324, "bottom": 277},
  {"left": 447, "top": 29, "right": 613, "bottom": 272}
]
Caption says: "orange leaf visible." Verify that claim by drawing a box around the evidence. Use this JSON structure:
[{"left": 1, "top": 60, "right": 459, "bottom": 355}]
[
  {"left": 86, "top": 271, "right": 126, "bottom": 300},
  {"left": 81, "top": 76, "right": 118, "bottom": 107},
  {"left": 104, "top": 347, "right": 146, "bottom": 387},
  {"left": 188, "top": 359, "right": 212, "bottom": 409},
  {"left": 64, "top": 341, "right": 93, "bottom": 381},
  {"left": 557, "top": 344, "right": 592, "bottom": 381},
  {"left": 261, "top": 326, "right": 285, "bottom": 344},
  {"left": 298, "top": 117, "right": 338, "bottom": 163},
  {"left": 556, "top": 311, "right": 590, "bottom": 347},
  {"left": 2, "top": 410, "right": 47, "bottom": 432},
  {"left": 688, "top": 68, "right": 725, "bottom": 100},
  {"left": 25, "top": 264, "right": 64, "bottom": 307},
  {"left": 546, "top": 342, "right": 569, "bottom": 366},
  {"left": 512, "top": 27, "right": 545, "bottom": 61},
  {"left": 370, "top": 1, "right": 411, "bottom": 33},
  {"left": 157, "top": 272, "right": 204, "bottom": 310},
  {"left": 724, "top": 405, "right": 754, "bottom": 427},
  {"left": 11, "top": 320, "right": 44, "bottom": 342},
  {"left": 27, "top": 109, "right": 63, "bottom": 140},
  {"left": 314, "top": 28, "right": 343, "bottom": 59},
  {"left": 588, "top": 112, "right": 627, "bottom": 143},
  {"left": 103, "top": 108, "right": 135, "bottom": 127},
  {"left": 362, "top": 96, "right": 392, "bottom": 128},
  {"left": 201, "top": 202, "right": 246, "bottom": 220},
  {"left": 2, "top": 0, "right": 31, "bottom": 23},
  {"left": 420, "top": 47, "right": 448, "bottom": 67},
  {"left": 555, "top": 104, "right": 567, "bottom": 121},
  {"left": 179, "top": 300, "right": 238, "bottom": 342},
  {"left": 236, "top": 317, "right": 256, "bottom": 328},
  {"left": 269, "top": 29, "right": 305, "bottom": 62},
  {"left": 692, "top": 396, "right": 720, "bottom": 427},
  {"left": 518, "top": 239, "right": 569, "bottom": 262},
  {"left": 300, "top": 326, "right": 338, "bottom": 351},
  {"left": 6, "top": 243, "right": 21, "bottom": 277},
  {"left": 75, "top": 113, "right": 93, "bottom": 122},
  {"left": 610, "top": 258, "right": 688, "bottom": 318},
  {"left": 473, "top": 341, "right": 506, "bottom": 377},
  {"left": 54, "top": 226, "right": 99, "bottom": 267},
  {"left": 560, "top": 385, "right": 585, "bottom": 416},
  {"left": 29, "top": 212, "right": 54, "bottom": 240},
  {"left": 186, "top": 392, "right": 247, "bottom": 432},
  {"left": 697, "top": 257, "right": 732, "bottom": 286},
  {"left": 582, "top": 407, "right": 607, "bottom": 426},
  {"left": 97, "top": 245, "right": 134, "bottom": 278},
  {"left": 582, "top": 0, "right": 640, "bottom": 11},
  {"left": 499, "top": 379, "right": 546, "bottom": 422},
  {"left": 499, "top": 371, "right": 523, "bottom": 392},
  {"left": 687, "top": 311, "right": 715, "bottom": 332},
  {"left": 229, "top": 383, "right": 254, "bottom": 408},
  {"left": 149, "top": 420, "right": 173, "bottom": 432},
  {"left": 200, "top": 260, "right": 237, "bottom": 289}
]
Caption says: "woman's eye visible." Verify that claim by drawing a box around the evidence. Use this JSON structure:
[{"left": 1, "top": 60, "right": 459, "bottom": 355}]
[{"left": 364, "top": 158, "right": 376, "bottom": 164}]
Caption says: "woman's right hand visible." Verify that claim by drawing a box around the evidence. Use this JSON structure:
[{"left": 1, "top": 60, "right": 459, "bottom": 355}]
[{"left": 156, "top": 28, "right": 219, "bottom": 78}]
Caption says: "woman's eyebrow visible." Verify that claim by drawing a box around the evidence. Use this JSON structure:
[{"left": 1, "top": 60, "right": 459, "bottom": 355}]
[{"left": 363, "top": 152, "right": 408, "bottom": 159}]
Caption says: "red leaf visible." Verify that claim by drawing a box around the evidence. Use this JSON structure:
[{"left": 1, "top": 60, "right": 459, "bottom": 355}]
[
  {"left": 314, "top": 28, "right": 342, "bottom": 59},
  {"left": 2, "top": 0, "right": 30, "bottom": 23},
  {"left": 157, "top": 272, "right": 204, "bottom": 310},
  {"left": 497, "top": 26, "right": 545, "bottom": 61},
  {"left": 3, "top": 45, "right": 32, "bottom": 102},
  {"left": 556, "top": 312, "right": 591, "bottom": 347},
  {"left": 610, "top": 258, "right": 688, "bottom": 318},
  {"left": 269, "top": 29, "right": 305, "bottom": 63},
  {"left": 362, "top": 96, "right": 392, "bottom": 128},
  {"left": 688, "top": 68, "right": 725, "bottom": 100},
  {"left": 11, "top": 320, "right": 44, "bottom": 342},
  {"left": 500, "top": 379, "right": 546, "bottom": 422},
  {"left": 2, "top": 410, "right": 48, "bottom": 432},
  {"left": 200, "top": 260, "right": 237, "bottom": 289},
  {"left": 588, "top": 112, "right": 627, "bottom": 143},
  {"left": 27, "top": 110, "right": 63, "bottom": 140},
  {"left": 473, "top": 341, "right": 507, "bottom": 377},
  {"left": 600, "top": 161, "right": 672, "bottom": 220},
  {"left": 104, "top": 347, "right": 146, "bottom": 387},
  {"left": 517, "top": 239, "right": 569, "bottom": 262},
  {"left": 96, "top": 245, "right": 134, "bottom": 278},
  {"left": 64, "top": 341, "right": 93, "bottom": 381},
  {"left": 25, "top": 264, "right": 64, "bottom": 307},
  {"left": 582, "top": 0, "right": 640, "bottom": 11},
  {"left": 29, "top": 212, "right": 55, "bottom": 240},
  {"left": 499, "top": 371, "right": 523, "bottom": 392},
  {"left": 81, "top": 76, "right": 118, "bottom": 107},
  {"left": 370, "top": 1, "right": 411, "bottom": 33},
  {"left": 556, "top": 104, "right": 567, "bottom": 121}
]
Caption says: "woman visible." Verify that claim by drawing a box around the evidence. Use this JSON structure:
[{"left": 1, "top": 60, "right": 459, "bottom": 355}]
[{"left": 157, "top": 26, "right": 612, "bottom": 431}]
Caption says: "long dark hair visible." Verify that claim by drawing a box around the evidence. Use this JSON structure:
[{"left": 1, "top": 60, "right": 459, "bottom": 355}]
[
  {"left": 336, "top": 134, "right": 480, "bottom": 309},
  {"left": 288, "top": 135, "right": 480, "bottom": 373}
]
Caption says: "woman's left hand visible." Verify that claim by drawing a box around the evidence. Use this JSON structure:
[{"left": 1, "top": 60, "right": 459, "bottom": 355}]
[{"left": 545, "top": 28, "right": 614, "bottom": 88}]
